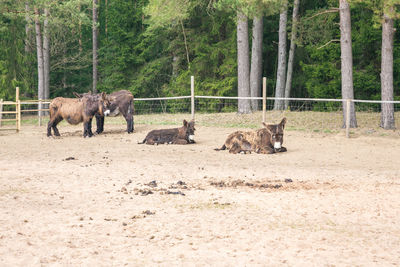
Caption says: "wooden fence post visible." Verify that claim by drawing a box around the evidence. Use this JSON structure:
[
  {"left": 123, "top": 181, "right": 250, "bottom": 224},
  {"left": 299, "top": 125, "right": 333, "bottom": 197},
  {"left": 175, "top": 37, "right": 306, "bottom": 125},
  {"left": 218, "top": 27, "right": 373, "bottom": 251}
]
[
  {"left": 0, "top": 98, "right": 3, "bottom": 127},
  {"left": 191, "top": 75, "right": 195, "bottom": 121},
  {"left": 39, "top": 100, "right": 42, "bottom": 126},
  {"left": 262, "top": 77, "right": 267, "bottom": 123},
  {"left": 346, "top": 99, "right": 351, "bottom": 138},
  {"left": 16, "top": 87, "right": 21, "bottom": 132}
]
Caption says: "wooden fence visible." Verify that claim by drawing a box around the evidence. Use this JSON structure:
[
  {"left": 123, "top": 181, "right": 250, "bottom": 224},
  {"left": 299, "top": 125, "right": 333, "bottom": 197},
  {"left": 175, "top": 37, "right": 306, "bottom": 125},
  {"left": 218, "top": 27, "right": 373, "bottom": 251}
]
[
  {"left": 19, "top": 99, "right": 51, "bottom": 126},
  {"left": 1, "top": 79, "right": 399, "bottom": 138},
  {"left": 0, "top": 87, "right": 51, "bottom": 131},
  {"left": 0, "top": 87, "right": 21, "bottom": 132}
]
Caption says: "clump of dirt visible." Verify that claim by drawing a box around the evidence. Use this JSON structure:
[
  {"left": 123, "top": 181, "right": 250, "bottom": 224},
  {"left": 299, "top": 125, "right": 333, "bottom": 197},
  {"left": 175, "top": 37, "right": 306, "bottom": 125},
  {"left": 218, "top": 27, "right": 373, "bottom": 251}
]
[
  {"left": 209, "top": 178, "right": 322, "bottom": 191},
  {"left": 145, "top": 181, "right": 158, "bottom": 188},
  {"left": 169, "top": 180, "right": 188, "bottom": 190},
  {"left": 165, "top": 191, "right": 185, "bottom": 196},
  {"left": 122, "top": 180, "right": 191, "bottom": 196},
  {"left": 138, "top": 189, "right": 153, "bottom": 196},
  {"left": 63, "top": 157, "right": 76, "bottom": 161},
  {"left": 142, "top": 210, "right": 155, "bottom": 216}
]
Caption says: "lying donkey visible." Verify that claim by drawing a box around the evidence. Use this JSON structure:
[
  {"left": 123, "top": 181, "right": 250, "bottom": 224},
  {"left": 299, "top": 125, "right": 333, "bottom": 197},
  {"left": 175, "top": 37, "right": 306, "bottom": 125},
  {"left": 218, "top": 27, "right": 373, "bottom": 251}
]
[
  {"left": 47, "top": 92, "right": 110, "bottom": 137},
  {"left": 139, "top": 120, "right": 195, "bottom": 145},
  {"left": 215, "top": 118, "right": 287, "bottom": 154}
]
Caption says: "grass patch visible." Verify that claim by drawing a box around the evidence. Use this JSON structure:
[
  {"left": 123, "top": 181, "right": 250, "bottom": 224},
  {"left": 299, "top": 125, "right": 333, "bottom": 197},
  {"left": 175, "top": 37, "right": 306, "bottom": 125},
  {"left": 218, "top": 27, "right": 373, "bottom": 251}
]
[
  {"left": 8, "top": 110, "right": 400, "bottom": 137},
  {"left": 0, "top": 187, "right": 29, "bottom": 196}
]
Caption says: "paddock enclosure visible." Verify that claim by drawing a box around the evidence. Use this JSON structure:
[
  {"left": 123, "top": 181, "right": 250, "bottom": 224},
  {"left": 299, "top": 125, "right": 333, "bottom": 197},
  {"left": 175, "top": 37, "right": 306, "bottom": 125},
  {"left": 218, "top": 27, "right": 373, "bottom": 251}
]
[{"left": 0, "top": 117, "right": 399, "bottom": 265}]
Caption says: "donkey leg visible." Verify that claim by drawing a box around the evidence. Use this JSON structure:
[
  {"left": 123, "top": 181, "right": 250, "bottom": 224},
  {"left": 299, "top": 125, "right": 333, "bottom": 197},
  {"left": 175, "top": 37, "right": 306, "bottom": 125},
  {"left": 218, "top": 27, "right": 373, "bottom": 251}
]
[
  {"left": 52, "top": 117, "right": 62, "bottom": 136},
  {"left": 95, "top": 114, "right": 104, "bottom": 134},
  {"left": 47, "top": 120, "right": 54, "bottom": 137},
  {"left": 275, "top": 146, "right": 287, "bottom": 153},
  {"left": 83, "top": 121, "right": 89, "bottom": 137},
  {"left": 258, "top": 146, "right": 275, "bottom": 154},
  {"left": 87, "top": 118, "right": 94, "bottom": 137},
  {"left": 128, "top": 99, "right": 134, "bottom": 132},
  {"left": 127, "top": 116, "right": 134, "bottom": 133},
  {"left": 173, "top": 139, "right": 189, "bottom": 145},
  {"left": 123, "top": 112, "right": 134, "bottom": 133}
]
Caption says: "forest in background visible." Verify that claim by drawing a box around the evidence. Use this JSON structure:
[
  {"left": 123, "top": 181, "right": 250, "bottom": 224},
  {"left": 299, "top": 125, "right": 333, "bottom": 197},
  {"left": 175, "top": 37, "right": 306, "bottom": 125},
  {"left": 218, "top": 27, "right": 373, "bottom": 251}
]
[{"left": 0, "top": 1, "right": 399, "bottom": 114}]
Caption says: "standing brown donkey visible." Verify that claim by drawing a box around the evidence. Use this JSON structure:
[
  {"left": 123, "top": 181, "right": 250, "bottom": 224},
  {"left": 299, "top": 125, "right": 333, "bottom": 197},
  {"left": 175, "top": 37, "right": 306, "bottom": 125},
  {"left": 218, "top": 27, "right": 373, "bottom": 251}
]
[{"left": 47, "top": 92, "right": 110, "bottom": 138}]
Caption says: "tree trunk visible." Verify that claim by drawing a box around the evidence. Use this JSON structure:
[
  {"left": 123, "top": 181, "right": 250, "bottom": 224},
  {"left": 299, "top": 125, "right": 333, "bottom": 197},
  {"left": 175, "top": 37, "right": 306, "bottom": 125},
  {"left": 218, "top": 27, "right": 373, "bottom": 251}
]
[
  {"left": 380, "top": 11, "right": 395, "bottom": 129},
  {"left": 274, "top": 2, "right": 288, "bottom": 110},
  {"left": 62, "top": 45, "right": 67, "bottom": 90},
  {"left": 172, "top": 53, "right": 179, "bottom": 77},
  {"left": 237, "top": 11, "right": 251, "bottom": 114},
  {"left": 105, "top": 0, "right": 108, "bottom": 39},
  {"left": 34, "top": 7, "right": 44, "bottom": 116},
  {"left": 79, "top": 4, "right": 83, "bottom": 53},
  {"left": 284, "top": 0, "right": 300, "bottom": 110},
  {"left": 43, "top": 8, "right": 50, "bottom": 104},
  {"left": 25, "top": 2, "right": 32, "bottom": 54},
  {"left": 92, "top": 0, "right": 99, "bottom": 93},
  {"left": 250, "top": 16, "right": 263, "bottom": 111},
  {"left": 339, "top": 0, "right": 357, "bottom": 128},
  {"left": 180, "top": 19, "right": 190, "bottom": 69}
]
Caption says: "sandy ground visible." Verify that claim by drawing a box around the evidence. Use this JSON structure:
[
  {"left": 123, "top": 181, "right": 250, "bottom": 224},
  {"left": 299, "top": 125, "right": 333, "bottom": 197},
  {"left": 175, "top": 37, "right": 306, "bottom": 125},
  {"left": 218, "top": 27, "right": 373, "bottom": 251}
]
[{"left": 0, "top": 122, "right": 399, "bottom": 266}]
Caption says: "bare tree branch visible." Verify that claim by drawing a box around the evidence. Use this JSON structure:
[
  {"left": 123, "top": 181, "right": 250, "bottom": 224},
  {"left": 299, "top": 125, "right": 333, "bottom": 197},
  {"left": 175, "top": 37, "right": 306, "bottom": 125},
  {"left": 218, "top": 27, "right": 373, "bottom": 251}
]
[
  {"left": 317, "top": 39, "right": 340, "bottom": 49},
  {"left": 180, "top": 19, "right": 190, "bottom": 69},
  {"left": 306, "top": 9, "right": 339, "bottom": 20}
]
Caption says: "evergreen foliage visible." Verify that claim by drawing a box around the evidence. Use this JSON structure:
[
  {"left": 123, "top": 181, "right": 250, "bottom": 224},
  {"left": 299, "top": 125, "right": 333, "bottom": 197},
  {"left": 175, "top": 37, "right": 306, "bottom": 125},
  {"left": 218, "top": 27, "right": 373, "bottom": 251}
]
[{"left": 0, "top": 0, "right": 398, "bottom": 104}]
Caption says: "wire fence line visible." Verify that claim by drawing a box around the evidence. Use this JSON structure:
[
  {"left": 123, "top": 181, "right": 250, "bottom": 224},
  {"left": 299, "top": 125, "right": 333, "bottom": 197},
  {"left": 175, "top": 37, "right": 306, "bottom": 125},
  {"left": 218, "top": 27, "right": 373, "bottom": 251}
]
[
  {"left": 1, "top": 86, "right": 399, "bottom": 137},
  {"left": 12, "top": 96, "right": 400, "bottom": 131}
]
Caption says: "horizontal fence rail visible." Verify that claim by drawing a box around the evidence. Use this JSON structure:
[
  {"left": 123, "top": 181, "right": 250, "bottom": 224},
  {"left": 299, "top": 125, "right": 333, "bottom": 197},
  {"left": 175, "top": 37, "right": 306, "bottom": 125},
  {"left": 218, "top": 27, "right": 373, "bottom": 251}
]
[
  {"left": 2, "top": 80, "right": 400, "bottom": 138},
  {"left": 0, "top": 87, "right": 21, "bottom": 131},
  {"left": 135, "top": 96, "right": 191, "bottom": 101}
]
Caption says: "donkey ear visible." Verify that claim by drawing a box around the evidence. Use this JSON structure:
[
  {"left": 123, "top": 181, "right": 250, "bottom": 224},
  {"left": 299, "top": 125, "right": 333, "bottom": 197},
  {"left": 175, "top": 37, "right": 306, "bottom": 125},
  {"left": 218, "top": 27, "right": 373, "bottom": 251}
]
[
  {"left": 73, "top": 92, "right": 82, "bottom": 98},
  {"left": 280, "top": 117, "right": 287, "bottom": 129},
  {"left": 263, "top": 122, "right": 273, "bottom": 134},
  {"left": 183, "top": 119, "right": 188, "bottom": 127},
  {"left": 189, "top": 119, "right": 195, "bottom": 126},
  {"left": 267, "top": 125, "right": 275, "bottom": 134},
  {"left": 101, "top": 92, "right": 107, "bottom": 100}
]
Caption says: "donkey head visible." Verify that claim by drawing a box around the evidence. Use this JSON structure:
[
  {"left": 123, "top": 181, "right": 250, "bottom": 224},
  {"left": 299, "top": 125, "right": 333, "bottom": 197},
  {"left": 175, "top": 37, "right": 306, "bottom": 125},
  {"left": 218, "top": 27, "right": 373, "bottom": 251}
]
[
  {"left": 98, "top": 92, "right": 111, "bottom": 116},
  {"left": 75, "top": 92, "right": 111, "bottom": 116},
  {"left": 263, "top": 117, "right": 287, "bottom": 150},
  {"left": 182, "top": 119, "right": 196, "bottom": 143},
  {"left": 80, "top": 92, "right": 111, "bottom": 117}
]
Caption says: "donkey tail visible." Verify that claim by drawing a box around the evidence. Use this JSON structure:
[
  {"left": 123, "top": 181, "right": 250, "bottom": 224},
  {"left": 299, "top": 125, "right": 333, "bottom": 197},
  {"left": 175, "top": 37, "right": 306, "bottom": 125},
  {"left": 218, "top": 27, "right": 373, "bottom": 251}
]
[
  {"left": 137, "top": 138, "right": 146, "bottom": 144},
  {"left": 214, "top": 144, "right": 226, "bottom": 151}
]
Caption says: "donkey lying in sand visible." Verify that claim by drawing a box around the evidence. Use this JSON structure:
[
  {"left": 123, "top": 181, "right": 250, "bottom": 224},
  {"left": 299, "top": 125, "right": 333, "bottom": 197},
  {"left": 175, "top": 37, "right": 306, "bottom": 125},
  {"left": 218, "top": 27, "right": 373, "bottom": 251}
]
[
  {"left": 139, "top": 120, "right": 195, "bottom": 145},
  {"left": 215, "top": 118, "right": 287, "bottom": 154}
]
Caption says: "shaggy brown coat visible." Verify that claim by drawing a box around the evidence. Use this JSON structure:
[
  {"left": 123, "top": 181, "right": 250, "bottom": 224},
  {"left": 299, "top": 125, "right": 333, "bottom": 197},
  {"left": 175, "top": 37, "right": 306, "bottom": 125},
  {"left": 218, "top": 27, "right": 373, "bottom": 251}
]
[
  {"left": 215, "top": 118, "right": 287, "bottom": 154},
  {"left": 47, "top": 92, "right": 109, "bottom": 137},
  {"left": 139, "top": 120, "right": 195, "bottom": 145},
  {"left": 74, "top": 90, "right": 134, "bottom": 134}
]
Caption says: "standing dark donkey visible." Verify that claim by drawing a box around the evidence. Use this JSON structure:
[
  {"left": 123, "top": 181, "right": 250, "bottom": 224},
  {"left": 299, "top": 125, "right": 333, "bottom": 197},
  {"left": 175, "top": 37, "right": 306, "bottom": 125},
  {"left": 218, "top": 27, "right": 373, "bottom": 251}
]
[
  {"left": 47, "top": 92, "right": 110, "bottom": 138},
  {"left": 139, "top": 120, "right": 196, "bottom": 145},
  {"left": 75, "top": 90, "right": 134, "bottom": 134},
  {"left": 215, "top": 118, "right": 287, "bottom": 154}
]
